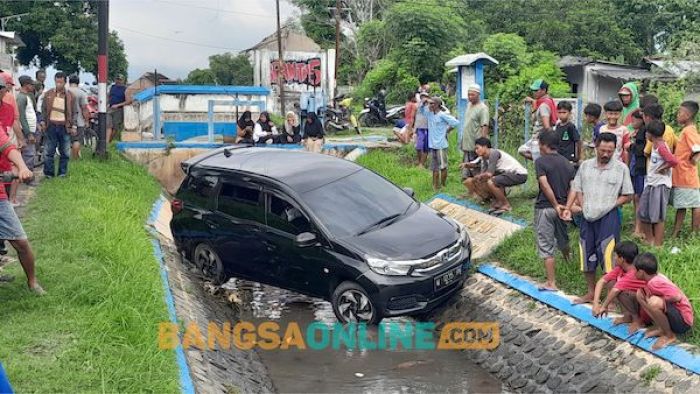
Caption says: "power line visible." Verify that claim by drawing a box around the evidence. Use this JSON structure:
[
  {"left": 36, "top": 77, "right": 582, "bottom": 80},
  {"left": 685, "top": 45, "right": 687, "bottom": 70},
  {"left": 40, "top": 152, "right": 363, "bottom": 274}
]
[
  {"left": 152, "top": 0, "right": 277, "bottom": 18},
  {"left": 114, "top": 25, "right": 247, "bottom": 51}
]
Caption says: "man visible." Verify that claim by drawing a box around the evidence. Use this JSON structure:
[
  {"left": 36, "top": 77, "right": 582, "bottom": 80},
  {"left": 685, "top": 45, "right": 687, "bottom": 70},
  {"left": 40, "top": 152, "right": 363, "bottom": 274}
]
[
  {"left": 464, "top": 137, "right": 527, "bottom": 215},
  {"left": 40, "top": 72, "right": 75, "bottom": 178},
  {"left": 519, "top": 79, "right": 557, "bottom": 161},
  {"left": 534, "top": 130, "right": 575, "bottom": 291},
  {"left": 411, "top": 92, "right": 431, "bottom": 167},
  {"left": 16, "top": 75, "right": 37, "bottom": 171},
  {"left": 67, "top": 75, "right": 90, "bottom": 159},
  {"left": 419, "top": 96, "right": 459, "bottom": 190},
  {"left": 461, "top": 83, "right": 489, "bottom": 185},
  {"left": 0, "top": 72, "right": 23, "bottom": 206},
  {"left": 0, "top": 129, "right": 44, "bottom": 295},
  {"left": 562, "top": 132, "right": 634, "bottom": 304},
  {"left": 108, "top": 74, "right": 127, "bottom": 140}
]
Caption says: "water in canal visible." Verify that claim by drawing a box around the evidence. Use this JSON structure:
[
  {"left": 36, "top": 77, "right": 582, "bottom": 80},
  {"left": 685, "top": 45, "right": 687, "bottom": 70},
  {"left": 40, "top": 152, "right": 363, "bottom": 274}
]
[{"left": 226, "top": 280, "right": 504, "bottom": 393}]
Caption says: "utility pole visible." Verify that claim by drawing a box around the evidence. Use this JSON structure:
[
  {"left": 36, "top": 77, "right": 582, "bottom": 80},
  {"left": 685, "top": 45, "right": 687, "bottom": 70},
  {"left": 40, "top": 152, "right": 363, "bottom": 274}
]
[
  {"left": 334, "top": 0, "right": 341, "bottom": 98},
  {"left": 96, "top": 0, "right": 109, "bottom": 159},
  {"left": 275, "top": 0, "right": 286, "bottom": 115}
]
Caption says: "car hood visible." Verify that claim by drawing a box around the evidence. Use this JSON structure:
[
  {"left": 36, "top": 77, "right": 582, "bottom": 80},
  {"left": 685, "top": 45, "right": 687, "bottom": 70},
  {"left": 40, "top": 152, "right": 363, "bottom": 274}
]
[{"left": 343, "top": 204, "right": 459, "bottom": 260}]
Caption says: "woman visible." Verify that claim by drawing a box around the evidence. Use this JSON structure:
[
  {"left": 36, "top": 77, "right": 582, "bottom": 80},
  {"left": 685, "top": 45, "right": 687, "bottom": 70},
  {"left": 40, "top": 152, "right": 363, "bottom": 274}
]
[
  {"left": 303, "top": 112, "right": 324, "bottom": 153},
  {"left": 253, "top": 111, "right": 280, "bottom": 145},
  {"left": 281, "top": 111, "right": 301, "bottom": 144},
  {"left": 618, "top": 82, "right": 640, "bottom": 128},
  {"left": 236, "top": 111, "right": 255, "bottom": 144}
]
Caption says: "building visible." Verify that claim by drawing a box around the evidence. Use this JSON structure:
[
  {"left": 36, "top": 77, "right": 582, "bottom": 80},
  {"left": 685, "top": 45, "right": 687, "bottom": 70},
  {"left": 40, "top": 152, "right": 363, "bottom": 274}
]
[
  {"left": 642, "top": 56, "right": 700, "bottom": 100},
  {"left": 558, "top": 56, "right": 673, "bottom": 104},
  {"left": 125, "top": 71, "right": 175, "bottom": 103},
  {"left": 244, "top": 25, "right": 335, "bottom": 113},
  {"left": 0, "top": 31, "right": 24, "bottom": 73}
]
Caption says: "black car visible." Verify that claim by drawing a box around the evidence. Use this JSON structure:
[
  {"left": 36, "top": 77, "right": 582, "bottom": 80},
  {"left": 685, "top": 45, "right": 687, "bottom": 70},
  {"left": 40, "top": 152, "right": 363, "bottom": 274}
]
[{"left": 170, "top": 147, "right": 472, "bottom": 324}]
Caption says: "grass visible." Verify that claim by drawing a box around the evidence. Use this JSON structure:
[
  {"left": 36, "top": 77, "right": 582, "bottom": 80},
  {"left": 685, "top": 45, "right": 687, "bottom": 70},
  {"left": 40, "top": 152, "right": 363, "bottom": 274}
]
[
  {"left": 0, "top": 150, "right": 179, "bottom": 392},
  {"left": 358, "top": 133, "right": 700, "bottom": 347}
]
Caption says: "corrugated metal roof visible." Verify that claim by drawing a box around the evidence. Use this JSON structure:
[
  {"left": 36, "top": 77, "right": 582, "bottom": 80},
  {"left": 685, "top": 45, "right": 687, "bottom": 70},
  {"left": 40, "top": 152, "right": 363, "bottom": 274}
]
[
  {"left": 591, "top": 68, "right": 666, "bottom": 80},
  {"left": 645, "top": 59, "right": 700, "bottom": 78},
  {"left": 133, "top": 85, "right": 271, "bottom": 102},
  {"left": 445, "top": 52, "right": 498, "bottom": 68}
]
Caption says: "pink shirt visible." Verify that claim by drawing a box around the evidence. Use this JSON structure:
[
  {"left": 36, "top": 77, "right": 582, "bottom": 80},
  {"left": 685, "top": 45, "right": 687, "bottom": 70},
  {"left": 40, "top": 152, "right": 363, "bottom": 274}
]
[
  {"left": 645, "top": 274, "right": 694, "bottom": 326},
  {"left": 602, "top": 266, "right": 646, "bottom": 292}
]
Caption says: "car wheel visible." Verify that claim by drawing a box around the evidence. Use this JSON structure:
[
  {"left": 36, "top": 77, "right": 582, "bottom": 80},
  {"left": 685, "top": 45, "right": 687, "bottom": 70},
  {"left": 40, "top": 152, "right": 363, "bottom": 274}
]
[
  {"left": 193, "top": 244, "right": 226, "bottom": 285},
  {"left": 331, "top": 281, "right": 381, "bottom": 324}
]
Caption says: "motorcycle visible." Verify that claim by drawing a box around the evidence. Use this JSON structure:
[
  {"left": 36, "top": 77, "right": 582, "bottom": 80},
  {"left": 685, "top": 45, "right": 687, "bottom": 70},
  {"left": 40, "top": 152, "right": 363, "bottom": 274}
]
[
  {"left": 323, "top": 106, "right": 352, "bottom": 133},
  {"left": 358, "top": 97, "right": 405, "bottom": 127}
]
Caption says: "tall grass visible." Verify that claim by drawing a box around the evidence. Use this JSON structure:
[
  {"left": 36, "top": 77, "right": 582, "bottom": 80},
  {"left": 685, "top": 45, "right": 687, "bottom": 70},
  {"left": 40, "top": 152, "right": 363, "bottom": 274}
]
[{"left": 0, "top": 152, "right": 179, "bottom": 392}]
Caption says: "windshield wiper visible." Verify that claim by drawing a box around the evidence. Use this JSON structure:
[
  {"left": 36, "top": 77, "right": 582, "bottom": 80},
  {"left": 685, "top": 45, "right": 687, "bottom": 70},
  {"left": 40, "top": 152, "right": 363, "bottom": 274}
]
[{"left": 356, "top": 213, "right": 402, "bottom": 236}]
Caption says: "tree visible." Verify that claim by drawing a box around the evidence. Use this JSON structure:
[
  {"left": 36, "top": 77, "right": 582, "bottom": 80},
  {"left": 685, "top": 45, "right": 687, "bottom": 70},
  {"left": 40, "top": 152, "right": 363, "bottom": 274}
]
[
  {"left": 1, "top": 1, "right": 128, "bottom": 79},
  {"left": 185, "top": 53, "right": 253, "bottom": 85}
]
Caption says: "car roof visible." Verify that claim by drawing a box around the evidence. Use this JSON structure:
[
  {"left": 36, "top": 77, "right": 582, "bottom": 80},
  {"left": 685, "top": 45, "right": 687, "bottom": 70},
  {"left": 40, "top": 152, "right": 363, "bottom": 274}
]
[{"left": 188, "top": 147, "right": 363, "bottom": 193}]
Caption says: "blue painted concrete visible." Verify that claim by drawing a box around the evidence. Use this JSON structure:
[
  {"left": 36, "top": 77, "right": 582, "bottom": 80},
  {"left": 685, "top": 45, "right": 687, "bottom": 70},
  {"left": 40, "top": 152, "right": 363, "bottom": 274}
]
[
  {"left": 147, "top": 197, "right": 196, "bottom": 394},
  {"left": 478, "top": 264, "right": 700, "bottom": 375},
  {"left": 427, "top": 193, "right": 529, "bottom": 227},
  {"left": 163, "top": 121, "right": 237, "bottom": 142},
  {"left": 134, "top": 85, "right": 270, "bottom": 102},
  {"left": 0, "top": 362, "right": 12, "bottom": 393}
]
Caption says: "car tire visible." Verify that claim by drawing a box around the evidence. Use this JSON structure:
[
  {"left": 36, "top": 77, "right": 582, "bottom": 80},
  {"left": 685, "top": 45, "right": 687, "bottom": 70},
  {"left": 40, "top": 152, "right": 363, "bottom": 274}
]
[
  {"left": 331, "top": 281, "right": 381, "bottom": 325},
  {"left": 193, "top": 244, "right": 226, "bottom": 285}
]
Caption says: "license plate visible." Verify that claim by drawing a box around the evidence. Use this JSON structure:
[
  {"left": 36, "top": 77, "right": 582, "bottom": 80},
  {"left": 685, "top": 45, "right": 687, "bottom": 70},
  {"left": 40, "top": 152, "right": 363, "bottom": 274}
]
[{"left": 434, "top": 266, "right": 462, "bottom": 290}]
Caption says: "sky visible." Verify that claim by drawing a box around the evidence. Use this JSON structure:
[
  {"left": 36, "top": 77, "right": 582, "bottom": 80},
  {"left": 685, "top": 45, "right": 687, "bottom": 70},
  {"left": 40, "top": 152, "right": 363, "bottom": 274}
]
[{"left": 18, "top": 0, "right": 299, "bottom": 86}]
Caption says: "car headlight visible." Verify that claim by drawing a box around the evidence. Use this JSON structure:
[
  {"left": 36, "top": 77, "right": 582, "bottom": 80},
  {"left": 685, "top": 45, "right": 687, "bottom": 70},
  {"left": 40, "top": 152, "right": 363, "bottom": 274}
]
[
  {"left": 366, "top": 257, "right": 412, "bottom": 276},
  {"left": 458, "top": 221, "right": 470, "bottom": 247}
]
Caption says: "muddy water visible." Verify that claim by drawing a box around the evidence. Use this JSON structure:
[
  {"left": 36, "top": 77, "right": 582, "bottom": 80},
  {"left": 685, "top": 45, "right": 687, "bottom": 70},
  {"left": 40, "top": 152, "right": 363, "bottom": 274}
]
[{"left": 225, "top": 280, "right": 503, "bottom": 393}]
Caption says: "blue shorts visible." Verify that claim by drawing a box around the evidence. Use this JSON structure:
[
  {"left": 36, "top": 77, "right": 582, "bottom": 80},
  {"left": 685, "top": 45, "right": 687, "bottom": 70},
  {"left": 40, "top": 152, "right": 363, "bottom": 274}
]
[
  {"left": 632, "top": 174, "right": 645, "bottom": 196},
  {"left": 579, "top": 209, "right": 620, "bottom": 273},
  {"left": 0, "top": 199, "right": 26, "bottom": 240},
  {"left": 415, "top": 129, "right": 429, "bottom": 152}
]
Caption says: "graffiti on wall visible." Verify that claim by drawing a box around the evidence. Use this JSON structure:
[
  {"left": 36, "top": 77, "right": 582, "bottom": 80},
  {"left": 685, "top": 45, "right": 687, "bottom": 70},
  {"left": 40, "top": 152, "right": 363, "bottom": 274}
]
[{"left": 270, "top": 58, "right": 322, "bottom": 87}]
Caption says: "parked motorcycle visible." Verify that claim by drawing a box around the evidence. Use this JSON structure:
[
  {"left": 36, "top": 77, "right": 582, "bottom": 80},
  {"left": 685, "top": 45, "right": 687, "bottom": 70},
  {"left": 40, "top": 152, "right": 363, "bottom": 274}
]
[
  {"left": 323, "top": 106, "right": 352, "bottom": 133},
  {"left": 358, "top": 97, "right": 405, "bottom": 127}
]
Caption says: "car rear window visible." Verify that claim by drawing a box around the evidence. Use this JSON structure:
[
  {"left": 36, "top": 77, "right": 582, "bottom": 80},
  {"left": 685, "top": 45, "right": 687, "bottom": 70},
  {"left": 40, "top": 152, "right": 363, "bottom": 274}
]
[{"left": 217, "top": 182, "right": 265, "bottom": 223}]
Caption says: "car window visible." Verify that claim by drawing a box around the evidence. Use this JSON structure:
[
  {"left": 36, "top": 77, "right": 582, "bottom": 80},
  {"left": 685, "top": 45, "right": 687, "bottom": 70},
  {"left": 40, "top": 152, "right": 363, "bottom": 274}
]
[
  {"left": 178, "top": 174, "right": 219, "bottom": 209},
  {"left": 216, "top": 182, "right": 265, "bottom": 224},
  {"left": 302, "top": 169, "right": 414, "bottom": 238},
  {"left": 266, "top": 194, "right": 312, "bottom": 235}
]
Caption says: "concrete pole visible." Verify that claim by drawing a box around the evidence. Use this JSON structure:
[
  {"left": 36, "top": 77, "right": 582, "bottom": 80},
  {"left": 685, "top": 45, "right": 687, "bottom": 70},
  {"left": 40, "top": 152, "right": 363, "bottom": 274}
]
[
  {"left": 275, "top": 0, "right": 286, "bottom": 115},
  {"left": 96, "top": 0, "right": 109, "bottom": 158}
]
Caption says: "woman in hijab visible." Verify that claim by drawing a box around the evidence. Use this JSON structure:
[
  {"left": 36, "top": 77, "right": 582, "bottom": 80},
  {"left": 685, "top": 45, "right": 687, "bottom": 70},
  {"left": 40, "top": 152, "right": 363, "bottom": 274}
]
[
  {"left": 303, "top": 112, "right": 324, "bottom": 153},
  {"left": 236, "top": 111, "right": 255, "bottom": 144},
  {"left": 618, "top": 82, "right": 640, "bottom": 128},
  {"left": 253, "top": 111, "right": 280, "bottom": 144},
  {"left": 281, "top": 111, "right": 301, "bottom": 144}
]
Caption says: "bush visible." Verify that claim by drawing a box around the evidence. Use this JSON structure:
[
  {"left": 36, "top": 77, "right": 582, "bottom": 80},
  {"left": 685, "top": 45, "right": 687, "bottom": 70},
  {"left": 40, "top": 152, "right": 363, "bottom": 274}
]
[
  {"left": 354, "top": 59, "right": 419, "bottom": 104},
  {"left": 648, "top": 80, "right": 688, "bottom": 128}
]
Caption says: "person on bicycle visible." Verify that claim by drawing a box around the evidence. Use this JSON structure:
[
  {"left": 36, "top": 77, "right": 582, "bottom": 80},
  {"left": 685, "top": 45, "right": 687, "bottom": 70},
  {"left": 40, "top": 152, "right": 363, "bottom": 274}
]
[{"left": 67, "top": 75, "right": 90, "bottom": 159}]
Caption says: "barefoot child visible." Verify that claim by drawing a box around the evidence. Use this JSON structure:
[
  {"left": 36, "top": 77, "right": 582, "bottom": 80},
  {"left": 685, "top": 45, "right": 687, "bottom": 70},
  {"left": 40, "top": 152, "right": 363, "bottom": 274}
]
[
  {"left": 591, "top": 241, "right": 646, "bottom": 334},
  {"left": 634, "top": 252, "right": 693, "bottom": 350},
  {"left": 639, "top": 120, "right": 678, "bottom": 246},
  {"left": 671, "top": 101, "right": 700, "bottom": 237}
]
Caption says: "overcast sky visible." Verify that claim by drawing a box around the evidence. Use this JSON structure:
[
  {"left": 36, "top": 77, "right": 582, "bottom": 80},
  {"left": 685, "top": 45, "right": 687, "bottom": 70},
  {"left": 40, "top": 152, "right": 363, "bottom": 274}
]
[
  {"left": 112, "top": 0, "right": 298, "bottom": 80},
  {"left": 17, "top": 0, "right": 298, "bottom": 85}
]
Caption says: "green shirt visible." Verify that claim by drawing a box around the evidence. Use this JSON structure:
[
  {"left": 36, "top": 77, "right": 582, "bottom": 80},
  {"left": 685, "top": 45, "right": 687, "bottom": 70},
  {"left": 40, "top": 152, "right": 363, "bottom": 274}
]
[{"left": 461, "top": 102, "right": 489, "bottom": 151}]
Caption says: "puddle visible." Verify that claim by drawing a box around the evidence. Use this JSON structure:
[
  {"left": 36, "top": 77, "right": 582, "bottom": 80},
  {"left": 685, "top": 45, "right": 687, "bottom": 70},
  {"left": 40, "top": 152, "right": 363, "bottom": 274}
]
[{"left": 224, "top": 280, "right": 504, "bottom": 393}]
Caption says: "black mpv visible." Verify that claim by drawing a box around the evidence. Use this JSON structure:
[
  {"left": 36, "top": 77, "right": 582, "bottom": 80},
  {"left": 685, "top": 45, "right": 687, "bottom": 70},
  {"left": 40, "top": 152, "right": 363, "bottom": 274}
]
[{"left": 170, "top": 147, "right": 472, "bottom": 324}]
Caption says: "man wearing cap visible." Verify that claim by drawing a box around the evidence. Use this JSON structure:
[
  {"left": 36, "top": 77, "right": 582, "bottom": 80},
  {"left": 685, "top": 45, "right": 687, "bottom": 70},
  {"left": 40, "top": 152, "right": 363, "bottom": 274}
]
[
  {"left": 519, "top": 79, "right": 557, "bottom": 161},
  {"left": 108, "top": 74, "right": 127, "bottom": 137},
  {"left": 411, "top": 92, "right": 431, "bottom": 167},
  {"left": 16, "top": 75, "right": 37, "bottom": 171},
  {"left": 419, "top": 96, "right": 460, "bottom": 191},
  {"left": 40, "top": 72, "right": 75, "bottom": 178},
  {"left": 460, "top": 83, "right": 489, "bottom": 185}
]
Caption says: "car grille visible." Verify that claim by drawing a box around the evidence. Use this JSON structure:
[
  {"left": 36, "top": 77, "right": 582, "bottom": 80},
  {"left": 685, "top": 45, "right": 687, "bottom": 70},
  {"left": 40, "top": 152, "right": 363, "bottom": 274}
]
[
  {"left": 387, "top": 295, "right": 421, "bottom": 310},
  {"left": 412, "top": 239, "right": 463, "bottom": 274}
]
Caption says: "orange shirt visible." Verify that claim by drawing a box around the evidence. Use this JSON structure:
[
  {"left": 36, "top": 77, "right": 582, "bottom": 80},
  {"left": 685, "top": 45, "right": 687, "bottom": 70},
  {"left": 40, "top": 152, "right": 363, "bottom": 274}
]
[{"left": 672, "top": 124, "right": 700, "bottom": 188}]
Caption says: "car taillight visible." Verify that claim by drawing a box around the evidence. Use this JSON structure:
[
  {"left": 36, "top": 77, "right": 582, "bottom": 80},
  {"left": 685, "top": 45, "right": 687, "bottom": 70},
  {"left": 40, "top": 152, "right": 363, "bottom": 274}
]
[{"left": 171, "top": 199, "right": 183, "bottom": 215}]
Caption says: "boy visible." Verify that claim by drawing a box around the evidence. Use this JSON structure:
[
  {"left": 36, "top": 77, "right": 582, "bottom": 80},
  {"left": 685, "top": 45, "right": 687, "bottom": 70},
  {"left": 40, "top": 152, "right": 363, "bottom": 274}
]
[
  {"left": 628, "top": 110, "right": 647, "bottom": 238},
  {"left": 554, "top": 101, "right": 581, "bottom": 166},
  {"left": 419, "top": 96, "right": 459, "bottom": 191},
  {"left": 463, "top": 137, "right": 527, "bottom": 215},
  {"left": 598, "top": 100, "right": 630, "bottom": 164},
  {"left": 671, "top": 101, "right": 700, "bottom": 237},
  {"left": 591, "top": 241, "right": 646, "bottom": 334},
  {"left": 635, "top": 253, "right": 694, "bottom": 350},
  {"left": 639, "top": 120, "right": 678, "bottom": 246},
  {"left": 411, "top": 92, "right": 430, "bottom": 168},
  {"left": 642, "top": 103, "right": 677, "bottom": 156},
  {"left": 534, "top": 130, "right": 575, "bottom": 291},
  {"left": 583, "top": 103, "right": 604, "bottom": 152},
  {"left": 0, "top": 130, "right": 44, "bottom": 294}
]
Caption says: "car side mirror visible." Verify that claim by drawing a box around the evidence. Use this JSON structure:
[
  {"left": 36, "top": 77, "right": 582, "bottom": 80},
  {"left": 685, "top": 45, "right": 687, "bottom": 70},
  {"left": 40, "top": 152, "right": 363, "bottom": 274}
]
[
  {"left": 403, "top": 187, "right": 415, "bottom": 198},
  {"left": 296, "top": 232, "right": 317, "bottom": 248}
]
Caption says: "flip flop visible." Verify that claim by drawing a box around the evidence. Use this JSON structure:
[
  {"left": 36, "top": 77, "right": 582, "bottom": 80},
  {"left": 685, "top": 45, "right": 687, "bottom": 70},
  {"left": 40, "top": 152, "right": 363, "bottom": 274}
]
[{"left": 490, "top": 209, "right": 511, "bottom": 217}]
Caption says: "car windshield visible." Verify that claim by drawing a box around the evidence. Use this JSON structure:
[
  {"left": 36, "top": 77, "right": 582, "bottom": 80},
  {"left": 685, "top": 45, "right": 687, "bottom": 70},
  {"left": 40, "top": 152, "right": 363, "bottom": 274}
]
[{"left": 302, "top": 169, "right": 414, "bottom": 238}]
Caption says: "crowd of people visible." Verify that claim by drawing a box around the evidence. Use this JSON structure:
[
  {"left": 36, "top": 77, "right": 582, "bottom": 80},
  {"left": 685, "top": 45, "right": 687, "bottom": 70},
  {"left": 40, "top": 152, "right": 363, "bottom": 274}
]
[
  {"left": 235, "top": 109, "right": 326, "bottom": 153},
  {"left": 0, "top": 69, "right": 128, "bottom": 296},
  {"left": 400, "top": 79, "right": 697, "bottom": 349}
]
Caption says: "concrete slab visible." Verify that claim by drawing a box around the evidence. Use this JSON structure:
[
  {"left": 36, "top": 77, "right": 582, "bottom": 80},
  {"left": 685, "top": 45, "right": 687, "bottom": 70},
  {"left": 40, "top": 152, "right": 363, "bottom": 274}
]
[{"left": 428, "top": 197, "right": 524, "bottom": 260}]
